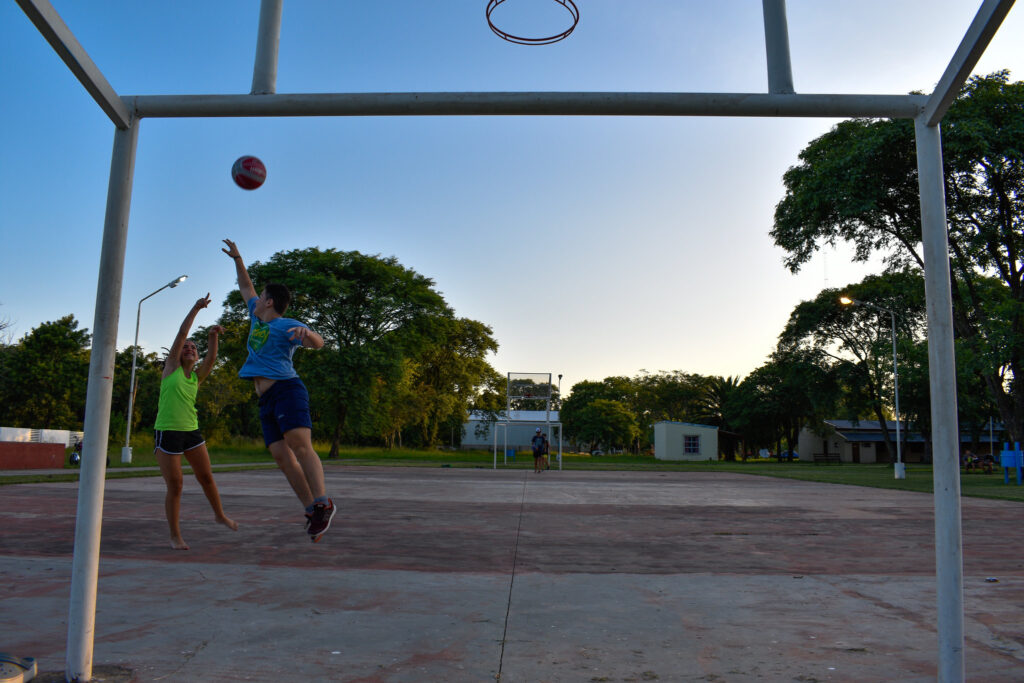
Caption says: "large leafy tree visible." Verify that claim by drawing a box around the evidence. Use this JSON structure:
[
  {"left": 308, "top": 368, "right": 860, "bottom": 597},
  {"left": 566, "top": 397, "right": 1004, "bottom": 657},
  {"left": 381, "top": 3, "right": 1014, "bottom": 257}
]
[
  {"left": 778, "top": 272, "right": 927, "bottom": 460},
  {"left": 0, "top": 316, "right": 90, "bottom": 430},
  {"left": 464, "top": 367, "right": 507, "bottom": 443},
  {"left": 406, "top": 316, "right": 499, "bottom": 447},
  {"left": 733, "top": 349, "right": 840, "bottom": 461},
  {"left": 218, "top": 247, "right": 497, "bottom": 453},
  {"left": 564, "top": 398, "right": 639, "bottom": 453},
  {"left": 772, "top": 71, "right": 1024, "bottom": 441},
  {"left": 634, "top": 371, "right": 706, "bottom": 425}
]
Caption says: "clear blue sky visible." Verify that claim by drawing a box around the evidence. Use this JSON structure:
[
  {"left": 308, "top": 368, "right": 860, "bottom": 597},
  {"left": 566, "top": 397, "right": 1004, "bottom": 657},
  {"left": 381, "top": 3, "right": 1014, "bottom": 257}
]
[{"left": 2, "top": 1, "right": 1022, "bottom": 395}]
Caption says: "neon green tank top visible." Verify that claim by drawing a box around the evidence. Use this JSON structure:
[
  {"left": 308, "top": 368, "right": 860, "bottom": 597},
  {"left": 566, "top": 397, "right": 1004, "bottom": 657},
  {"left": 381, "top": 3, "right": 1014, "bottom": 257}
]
[{"left": 154, "top": 366, "right": 199, "bottom": 431}]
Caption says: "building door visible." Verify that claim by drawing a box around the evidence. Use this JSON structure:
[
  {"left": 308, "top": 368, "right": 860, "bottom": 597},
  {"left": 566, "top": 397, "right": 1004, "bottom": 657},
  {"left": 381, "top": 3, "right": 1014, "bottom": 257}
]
[{"left": 852, "top": 443, "right": 861, "bottom": 464}]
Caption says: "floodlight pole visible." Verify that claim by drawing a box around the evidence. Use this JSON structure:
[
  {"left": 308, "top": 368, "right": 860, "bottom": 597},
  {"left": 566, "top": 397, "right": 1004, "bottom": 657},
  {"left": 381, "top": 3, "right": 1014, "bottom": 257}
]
[
  {"left": 888, "top": 308, "right": 903, "bottom": 479},
  {"left": 67, "top": 118, "right": 139, "bottom": 683},
  {"left": 121, "top": 274, "right": 187, "bottom": 463}
]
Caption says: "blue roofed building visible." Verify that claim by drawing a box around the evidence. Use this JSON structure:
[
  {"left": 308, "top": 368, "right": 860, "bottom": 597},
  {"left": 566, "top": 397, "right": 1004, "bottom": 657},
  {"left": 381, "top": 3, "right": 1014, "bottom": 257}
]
[{"left": 797, "top": 419, "right": 1004, "bottom": 464}]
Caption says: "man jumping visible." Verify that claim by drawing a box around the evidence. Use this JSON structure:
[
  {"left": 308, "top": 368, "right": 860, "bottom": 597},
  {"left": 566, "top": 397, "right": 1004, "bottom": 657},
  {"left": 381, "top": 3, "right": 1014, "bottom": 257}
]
[{"left": 223, "top": 238, "right": 335, "bottom": 542}]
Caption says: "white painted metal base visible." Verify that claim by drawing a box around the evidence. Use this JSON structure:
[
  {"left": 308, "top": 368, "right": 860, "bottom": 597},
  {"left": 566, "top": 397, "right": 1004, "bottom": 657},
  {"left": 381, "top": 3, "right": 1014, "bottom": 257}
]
[
  {"left": 120, "top": 446, "right": 132, "bottom": 464},
  {"left": 894, "top": 462, "right": 906, "bottom": 479}
]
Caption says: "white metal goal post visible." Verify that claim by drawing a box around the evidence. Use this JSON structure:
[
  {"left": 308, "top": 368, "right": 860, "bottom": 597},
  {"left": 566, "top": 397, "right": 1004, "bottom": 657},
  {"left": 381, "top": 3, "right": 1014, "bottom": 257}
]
[{"left": 12, "top": 1, "right": 1017, "bottom": 680}]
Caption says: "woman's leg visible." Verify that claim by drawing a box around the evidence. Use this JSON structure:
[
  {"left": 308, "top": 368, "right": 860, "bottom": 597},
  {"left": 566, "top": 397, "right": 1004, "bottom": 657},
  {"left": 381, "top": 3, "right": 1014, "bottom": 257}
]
[
  {"left": 156, "top": 451, "right": 188, "bottom": 550},
  {"left": 184, "top": 443, "right": 238, "bottom": 531}
]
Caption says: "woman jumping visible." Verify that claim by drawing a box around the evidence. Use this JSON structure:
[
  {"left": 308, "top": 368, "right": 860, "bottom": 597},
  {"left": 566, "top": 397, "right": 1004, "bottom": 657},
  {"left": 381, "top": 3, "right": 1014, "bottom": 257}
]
[{"left": 153, "top": 294, "right": 238, "bottom": 549}]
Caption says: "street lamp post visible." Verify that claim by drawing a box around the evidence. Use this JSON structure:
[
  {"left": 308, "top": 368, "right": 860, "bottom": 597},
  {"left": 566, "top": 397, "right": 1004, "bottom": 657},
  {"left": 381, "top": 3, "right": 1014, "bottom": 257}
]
[
  {"left": 840, "top": 296, "right": 905, "bottom": 479},
  {"left": 121, "top": 275, "right": 187, "bottom": 463}
]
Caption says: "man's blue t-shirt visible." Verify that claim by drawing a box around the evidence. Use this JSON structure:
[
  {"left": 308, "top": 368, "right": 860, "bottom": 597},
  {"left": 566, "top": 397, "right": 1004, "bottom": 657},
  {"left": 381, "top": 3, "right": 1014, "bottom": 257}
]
[{"left": 239, "top": 296, "right": 308, "bottom": 380}]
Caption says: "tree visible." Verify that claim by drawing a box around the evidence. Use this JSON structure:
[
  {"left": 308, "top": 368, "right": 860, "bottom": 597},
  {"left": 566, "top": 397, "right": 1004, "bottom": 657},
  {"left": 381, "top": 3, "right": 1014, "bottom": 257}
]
[
  {"left": 464, "top": 366, "right": 506, "bottom": 443},
  {"left": 634, "top": 371, "right": 706, "bottom": 425},
  {"left": 0, "top": 316, "right": 90, "bottom": 430},
  {"left": 733, "top": 350, "right": 840, "bottom": 461},
  {"left": 772, "top": 71, "right": 1024, "bottom": 441},
  {"left": 561, "top": 378, "right": 638, "bottom": 451},
  {"left": 777, "top": 272, "right": 926, "bottom": 461},
  {"left": 109, "top": 346, "right": 162, "bottom": 443},
  {"left": 564, "top": 398, "right": 639, "bottom": 453},
  {"left": 406, "top": 316, "right": 499, "bottom": 447},
  {"left": 218, "top": 247, "right": 498, "bottom": 452},
  {"left": 695, "top": 375, "right": 742, "bottom": 460}
]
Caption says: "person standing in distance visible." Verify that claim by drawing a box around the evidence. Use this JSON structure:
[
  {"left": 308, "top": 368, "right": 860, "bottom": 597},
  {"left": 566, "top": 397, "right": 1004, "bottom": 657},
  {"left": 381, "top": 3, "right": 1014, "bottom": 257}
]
[
  {"left": 532, "top": 428, "right": 547, "bottom": 473},
  {"left": 222, "top": 239, "right": 335, "bottom": 542},
  {"left": 154, "top": 294, "right": 237, "bottom": 550}
]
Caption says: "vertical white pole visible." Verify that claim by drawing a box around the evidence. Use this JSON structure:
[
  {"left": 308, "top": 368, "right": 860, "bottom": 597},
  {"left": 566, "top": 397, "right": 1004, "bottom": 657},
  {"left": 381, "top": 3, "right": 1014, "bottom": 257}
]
[
  {"left": 914, "top": 117, "right": 964, "bottom": 682},
  {"left": 120, "top": 301, "right": 141, "bottom": 463},
  {"left": 989, "top": 416, "right": 994, "bottom": 457},
  {"left": 66, "top": 119, "right": 139, "bottom": 681},
  {"left": 251, "top": 0, "right": 283, "bottom": 95},
  {"left": 892, "top": 310, "right": 906, "bottom": 479},
  {"left": 761, "top": 0, "right": 795, "bottom": 94}
]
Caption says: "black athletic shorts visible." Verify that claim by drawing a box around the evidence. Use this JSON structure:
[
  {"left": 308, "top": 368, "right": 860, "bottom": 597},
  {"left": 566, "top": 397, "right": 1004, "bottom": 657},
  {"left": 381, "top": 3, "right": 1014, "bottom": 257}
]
[{"left": 154, "top": 429, "right": 205, "bottom": 455}]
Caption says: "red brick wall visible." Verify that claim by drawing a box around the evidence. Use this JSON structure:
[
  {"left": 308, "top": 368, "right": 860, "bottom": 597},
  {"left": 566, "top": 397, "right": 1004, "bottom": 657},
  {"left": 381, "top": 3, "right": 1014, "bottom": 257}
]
[{"left": 0, "top": 442, "right": 66, "bottom": 469}]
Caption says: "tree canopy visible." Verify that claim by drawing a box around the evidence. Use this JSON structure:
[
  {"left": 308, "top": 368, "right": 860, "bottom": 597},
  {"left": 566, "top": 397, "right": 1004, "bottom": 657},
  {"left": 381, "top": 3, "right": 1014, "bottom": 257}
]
[
  {"left": 0, "top": 316, "right": 90, "bottom": 431},
  {"left": 771, "top": 71, "right": 1024, "bottom": 441},
  {"left": 218, "top": 247, "right": 499, "bottom": 453}
]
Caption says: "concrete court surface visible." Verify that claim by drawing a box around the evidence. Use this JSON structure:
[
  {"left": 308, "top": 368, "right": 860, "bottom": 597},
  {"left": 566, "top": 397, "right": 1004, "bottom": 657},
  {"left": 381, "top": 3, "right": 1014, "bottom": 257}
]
[{"left": 1, "top": 466, "right": 1023, "bottom": 682}]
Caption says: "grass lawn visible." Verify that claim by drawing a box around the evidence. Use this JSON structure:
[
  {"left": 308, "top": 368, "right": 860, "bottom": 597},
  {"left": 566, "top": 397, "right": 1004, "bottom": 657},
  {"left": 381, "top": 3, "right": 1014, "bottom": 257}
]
[{"left": 4, "top": 442, "right": 1023, "bottom": 503}]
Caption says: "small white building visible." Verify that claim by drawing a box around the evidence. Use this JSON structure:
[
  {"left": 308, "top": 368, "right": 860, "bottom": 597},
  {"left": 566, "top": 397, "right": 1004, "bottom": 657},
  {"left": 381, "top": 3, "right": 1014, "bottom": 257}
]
[{"left": 654, "top": 421, "right": 718, "bottom": 461}]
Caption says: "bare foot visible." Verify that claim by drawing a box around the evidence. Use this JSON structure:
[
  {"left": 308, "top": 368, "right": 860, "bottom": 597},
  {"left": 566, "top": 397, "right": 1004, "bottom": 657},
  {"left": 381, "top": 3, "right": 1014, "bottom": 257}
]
[
  {"left": 171, "top": 536, "right": 190, "bottom": 550},
  {"left": 217, "top": 515, "right": 239, "bottom": 531}
]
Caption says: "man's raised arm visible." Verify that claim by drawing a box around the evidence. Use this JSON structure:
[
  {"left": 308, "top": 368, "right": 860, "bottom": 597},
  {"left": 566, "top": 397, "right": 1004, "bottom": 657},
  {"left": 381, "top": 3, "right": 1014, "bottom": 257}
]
[{"left": 222, "top": 239, "right": 257, "bottom": 302}]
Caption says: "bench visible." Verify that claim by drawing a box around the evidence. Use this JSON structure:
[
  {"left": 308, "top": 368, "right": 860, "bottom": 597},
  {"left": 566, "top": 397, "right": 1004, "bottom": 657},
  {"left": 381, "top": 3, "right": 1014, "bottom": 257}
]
[
  {"left": 1000, "top": 442, "right": 1023, "bottom": 485},
  {"left": 812, "top": 454, "right": 842, "bottom": 464}
]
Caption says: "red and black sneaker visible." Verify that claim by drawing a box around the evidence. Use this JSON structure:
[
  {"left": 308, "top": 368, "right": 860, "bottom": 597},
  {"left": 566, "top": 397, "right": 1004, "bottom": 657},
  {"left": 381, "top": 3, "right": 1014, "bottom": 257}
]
[{"left": 307, "top": 498, "right": 336, "bottom": 543}]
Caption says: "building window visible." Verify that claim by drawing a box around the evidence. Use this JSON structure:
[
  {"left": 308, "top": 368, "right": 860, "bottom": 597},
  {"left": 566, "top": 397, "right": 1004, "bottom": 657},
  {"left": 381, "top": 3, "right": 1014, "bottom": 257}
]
[{"left": 684, "top": 435, "right": 700, "bottom": 454}]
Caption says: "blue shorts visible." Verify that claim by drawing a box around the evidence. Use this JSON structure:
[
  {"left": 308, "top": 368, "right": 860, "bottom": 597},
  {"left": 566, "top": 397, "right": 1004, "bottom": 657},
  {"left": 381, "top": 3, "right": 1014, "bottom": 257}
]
[{"left": 258, "top": 378, "right": 313, "bottom": 446}]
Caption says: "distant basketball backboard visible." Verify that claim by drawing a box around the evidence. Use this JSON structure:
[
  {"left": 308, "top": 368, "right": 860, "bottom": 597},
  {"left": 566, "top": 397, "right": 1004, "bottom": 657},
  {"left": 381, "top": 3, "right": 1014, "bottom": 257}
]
[{"left": 507, "top": 372, "right": 552, "bottom": 400}]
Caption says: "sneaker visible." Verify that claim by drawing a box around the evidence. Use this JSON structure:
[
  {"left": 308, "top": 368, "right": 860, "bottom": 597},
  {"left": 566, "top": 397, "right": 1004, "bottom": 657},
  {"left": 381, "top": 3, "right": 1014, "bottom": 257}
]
[{"left": 307, "top": 498, "right": 336, "bottom": 543}]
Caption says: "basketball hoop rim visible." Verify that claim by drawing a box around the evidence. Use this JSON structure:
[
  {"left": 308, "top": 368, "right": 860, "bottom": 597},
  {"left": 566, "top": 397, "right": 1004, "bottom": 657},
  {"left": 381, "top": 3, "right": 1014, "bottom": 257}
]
[{"left": 486, "top": 0, "right": 579, "bottom": 46}]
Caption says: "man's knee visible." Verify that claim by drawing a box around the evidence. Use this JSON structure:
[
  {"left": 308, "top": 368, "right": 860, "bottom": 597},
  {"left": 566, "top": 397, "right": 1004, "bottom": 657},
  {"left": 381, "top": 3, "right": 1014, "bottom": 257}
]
[
  {"left": 283, "top": 428, "right": 315, "bottom": 452},
  {"left": 268, "top": 442, "right": 293, "bottom": 464}
]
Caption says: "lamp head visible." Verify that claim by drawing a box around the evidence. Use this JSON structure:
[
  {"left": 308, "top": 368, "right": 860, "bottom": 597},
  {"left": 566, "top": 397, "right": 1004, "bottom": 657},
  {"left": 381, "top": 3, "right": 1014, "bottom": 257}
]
[
  {"left": 839, "top": 296, "right": 855, "bottom": 306},
  {"left": 168, "top": 274, "right": 188, "bottom": 289}
]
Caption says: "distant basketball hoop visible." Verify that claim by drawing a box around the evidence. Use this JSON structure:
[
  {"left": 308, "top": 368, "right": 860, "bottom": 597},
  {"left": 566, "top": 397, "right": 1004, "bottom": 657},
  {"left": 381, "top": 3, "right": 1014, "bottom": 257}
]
[{"left": 486, "top": 0, "right": 579, "bottom": 46}]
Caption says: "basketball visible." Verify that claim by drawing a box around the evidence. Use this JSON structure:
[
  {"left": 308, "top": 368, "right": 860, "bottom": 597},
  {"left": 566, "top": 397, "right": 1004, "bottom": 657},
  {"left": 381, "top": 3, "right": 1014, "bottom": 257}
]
[{"left": 231, "top": 155, "right": 267, "bottom": 190}]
